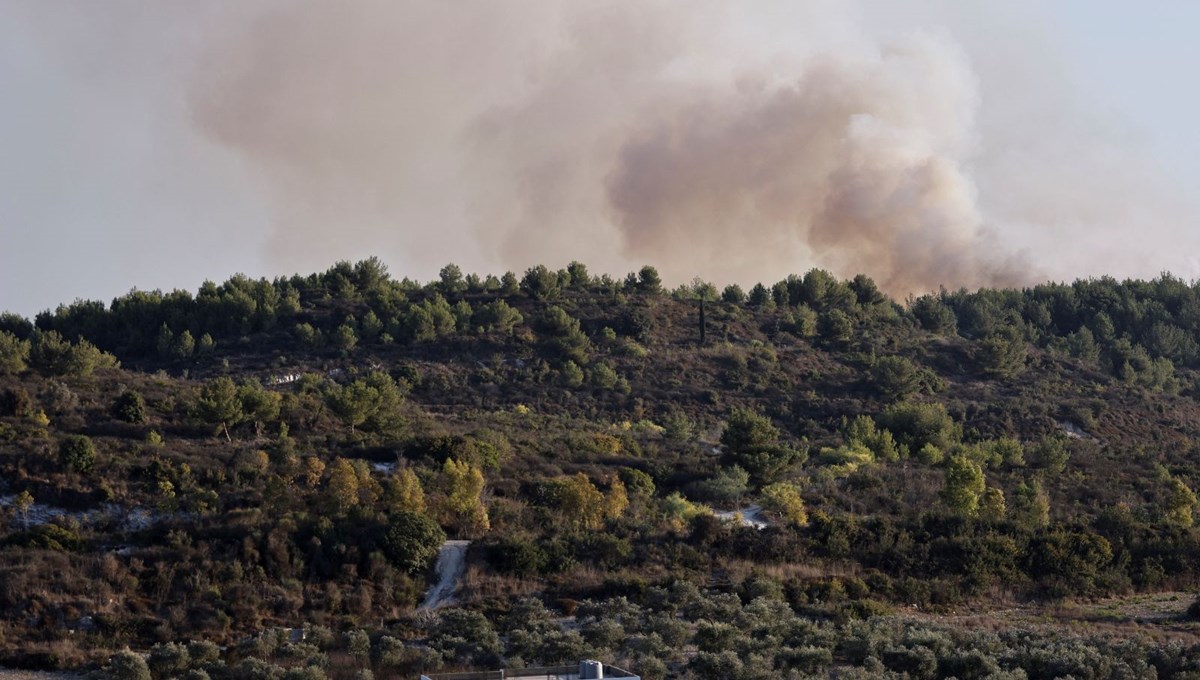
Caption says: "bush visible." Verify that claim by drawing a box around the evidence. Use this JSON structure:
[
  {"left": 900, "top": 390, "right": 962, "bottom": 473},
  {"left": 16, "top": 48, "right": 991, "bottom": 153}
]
[
  {"left": 379, "top": 510, "right": 446, "bottom": 574},
  {"left": 103, "top": 649, "right": 151, "bottom": 680},
  {"left": 60, "top": 434, "right": 96, "bottom": 474},
  {"left": 147, "top": 641, "right": 190, "bottom": 677},
  {"left": 870, "top": 356, "right": 922, "bottom": 401},
  {"left": 490, "top": 536, "right": 543, "bottom": 576},
  {"left": 720, "top": 408, "right": 803, "bottom": 484},
  {"left": 877, "top": 402, "right": 960, "bottom": 452}
]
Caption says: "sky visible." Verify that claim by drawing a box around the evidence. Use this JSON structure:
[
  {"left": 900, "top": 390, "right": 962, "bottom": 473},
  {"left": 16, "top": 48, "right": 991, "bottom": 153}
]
[{"left": 1, "top": 1, "right": 1198, "bottom": 317}]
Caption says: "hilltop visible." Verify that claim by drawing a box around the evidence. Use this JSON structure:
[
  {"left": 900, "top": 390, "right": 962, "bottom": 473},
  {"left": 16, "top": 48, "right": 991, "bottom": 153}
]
[{"left": 2, "top": 259, "right": 1200, "bottom": 678}]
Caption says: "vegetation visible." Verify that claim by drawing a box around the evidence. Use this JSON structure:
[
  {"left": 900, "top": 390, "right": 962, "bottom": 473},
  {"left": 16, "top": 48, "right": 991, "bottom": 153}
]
[{"left": 3, "top": 259, "right": 1200, "bottom": 676}]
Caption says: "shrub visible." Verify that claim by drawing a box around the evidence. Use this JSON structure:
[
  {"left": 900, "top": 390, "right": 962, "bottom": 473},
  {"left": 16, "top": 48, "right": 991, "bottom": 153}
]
[
  {"left": 60, "top": 434, "right": 96, "bottom": 474},
  {"left": 103, "top": 649, "right": 151, "bottom": 680},
  {"left": 111, "top": 390, "right": 148, "bottom": 424},
  {"left": 147, "top": 642, "right": 190, "bottom": 677},
  {"left": 379, "top": 510, "right": 446, "bottom": 574}
]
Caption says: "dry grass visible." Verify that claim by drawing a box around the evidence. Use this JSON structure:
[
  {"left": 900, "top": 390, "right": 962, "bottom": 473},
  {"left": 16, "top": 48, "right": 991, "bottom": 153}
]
[
  {"left": 719, "top": 557, "right": 862, "bottom": 583},
  {"left": 458, "top": 564, "right": 541, "bottom": 604},
  {"left": 897, "top": 591, "right": 1200, "bottom": 644}
]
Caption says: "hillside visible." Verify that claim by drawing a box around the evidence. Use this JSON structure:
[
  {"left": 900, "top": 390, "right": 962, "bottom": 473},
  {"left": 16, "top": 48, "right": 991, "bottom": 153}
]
[{"left": 2, "top": 259, "right": 1200, "bottom": 678}]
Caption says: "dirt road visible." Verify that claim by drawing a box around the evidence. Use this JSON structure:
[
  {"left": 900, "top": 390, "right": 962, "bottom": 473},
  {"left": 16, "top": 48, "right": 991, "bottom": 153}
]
[{"left": 419, "top": 540, "right": 470, "bottom": 610}]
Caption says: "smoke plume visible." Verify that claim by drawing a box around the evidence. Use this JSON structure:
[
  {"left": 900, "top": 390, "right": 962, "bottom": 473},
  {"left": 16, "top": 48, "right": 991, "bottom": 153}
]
[{"left": 182, "top": 1, "right": 1036, "bottom": 295}]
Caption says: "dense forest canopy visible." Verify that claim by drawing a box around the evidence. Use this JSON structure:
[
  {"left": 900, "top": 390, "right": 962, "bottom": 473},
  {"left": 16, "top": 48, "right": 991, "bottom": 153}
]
[{"left": 3, "top": 258, "right": 1200, "bottom": 678}]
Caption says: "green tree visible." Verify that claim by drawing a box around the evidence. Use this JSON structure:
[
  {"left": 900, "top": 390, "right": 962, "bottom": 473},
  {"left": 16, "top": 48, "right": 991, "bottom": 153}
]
[
  {"left": 721, "top": 284, "right": 746, "bottom": 304},
  {"left": 172, "top": 330, "right": 195, "bottom": 358},
  {"left": 877, "top": 402, "right": 961, "bottom": 452},
  {"left": 103, "top": 649, "right": 152, "bottom": 680},
  {"left": 438, "top": 263, "right": 466, "bottom": 294},
  {"left": 196, "top": 377, "right": 243, "bottom": 441},
  {"left": 559, "top": 360, "right": 585, "bottom": 388},
  {"left": 980, "top": 486, "right": 1006, "bottom": 519},
  {"left": 521, "top": 265, "right": 561, "bottom": 300},
  {"left": 870, "top": 355, "right": 922, "bottom": 401},
  {"left": 556, "top": 473, "right": 607, "bottom": 530},
  {"left": 237, "top": 380, "right": 281, "bottom": 437},
  {"left": 60, "top": 434, "right": 96, "bottom": 474},
  {"left": 791, "top": 305, "right": 818, "bottom": 338},
  {"left": 325, "top": 372, "right": 406, "bottom": 434},
  {"left": 156, "top": 323, "right": 175, "bottom": 357},
  {"left": 694, "top": 465, "right": 749, "bottom": 504},
  {"left": 452, "top": 300, "right": 474, "bottom": 332},
  {"left": 589, "top": 363, "right": 621, "bottom": 390},
  {"left": 437, "top": 458, "right": 490, "bottom": 536},
  {"left": 976, "top": 330, "right": 1027, "bottom": 378},
  {"left": 327, "top": 382, "right": 371, "bottom": 434},
  {"left": 567, "top": 261, "right": 591, "bottom": 289},
  {"left": 386, "top": 467, "right": 426, "bottom": 513},
  {"left": 1066, "top": 327, "right": 1100, "bottom": 363},
  {"left": 1029, "top": 436, "right": 1070, "bottom": 476},
  {"left": 324, "top": 457, "right": 361, "bottom": 514},
  {"left": 909, "top": 295, "right": 956, "bottom": 334},
  {"left": 332, "top": 323, "right": 358, "bottom": 351},
  {"left": 720, "top": 408, "right": 803, "bottom": 484},
  {"left": 197, "top": 332, "right": 216, "bottom": 355},
  {"left": 638, "top": 265, "right": 663, "bottom": 294},
  {"left": 850, "top": 274, "right": 885, "bottom": 306},
  {"left": 111, "top": 390, "right": 147, "bottom": 424},
  {"left": 360, "top": 310, "right": 383, "bottom": 342},
  {"left": 146, "top": 642, "right": 190, "bottom": 678},
  {"left": 29, "top": 331, "right": 116, "bottom": 377},
  {"left": 0, "top": 331, "right": 29, "bottom": 373},
  {"left": 472, "top": 299, "right": 524, "bottom": 334},
  {"left": 818, "top": 309, "right": 853, "bottom": 344},
  {"left": 619, "top": 468, "right": 656, "bottom": 504},
  {"left": 941, "top": 455, "right": 985, "bottom": 518},
  {"left": 500, "top": 271, "right": 520, "bottom": 295},
  {"left": 844, "top": 415, "right": 901, "bottom": 461},
  {"left": 1012, "top": 479, "right": 1051, "bottom": 529},
  {"left": 748, "top": 283, "right": 773, "bottom": 309},
  {"left": 29, "top": 330, "right": 73, "bottom": 375},
  {"left": 380, "top": 510, "right": 446, "bottom": 574},
  {"left": 538, "top": 306, "right": 590, "bottom": 364},
  {"left": 760, "top": 482, "right": 808, "bottom": 526},
  {"left": 1164, "top": 476, "right": 1199, "bottom": 527}
]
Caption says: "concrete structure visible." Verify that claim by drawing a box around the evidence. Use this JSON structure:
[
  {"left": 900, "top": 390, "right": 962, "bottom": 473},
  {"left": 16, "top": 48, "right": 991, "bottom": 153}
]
[{"left": 420, "top": 660, "right": 639, "bottom": 680}]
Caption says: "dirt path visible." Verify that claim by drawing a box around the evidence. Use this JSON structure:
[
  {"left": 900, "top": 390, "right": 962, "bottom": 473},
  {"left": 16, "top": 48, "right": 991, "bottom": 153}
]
[
  {"left": 715, "top": 504, "right": 769, "bottom": 529},
  {"left": 420, "top": 540, "right": 470, "bottom": 610}
]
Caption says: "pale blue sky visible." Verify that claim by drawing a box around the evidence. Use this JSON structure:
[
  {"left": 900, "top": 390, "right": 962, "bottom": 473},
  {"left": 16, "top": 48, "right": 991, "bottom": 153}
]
[
  {"left": 1, "top": 1, "right": 1198, "bottom": 316},
  {"left": 1042, "top": 1, "right": 1200, "bottom": 182}
]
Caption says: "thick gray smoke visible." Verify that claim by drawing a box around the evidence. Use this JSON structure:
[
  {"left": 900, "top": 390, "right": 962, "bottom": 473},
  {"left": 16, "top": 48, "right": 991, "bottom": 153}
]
[{"left": 189, "top": 0, "right": 1030, "bottom": 295}]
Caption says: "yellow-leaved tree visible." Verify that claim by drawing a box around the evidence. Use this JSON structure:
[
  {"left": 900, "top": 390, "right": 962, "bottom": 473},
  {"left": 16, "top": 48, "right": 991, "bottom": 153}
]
[
  {"left": 558, "top": 473, "right": 606, "bottom": 530},
  {"left": 387, "top": 467, "right": 426, "bottom": 514},
  {"left": 437, "top": 458, "right": 490, "bottom": 536},
  {"left": 324, "top": 457, "right": 360, "bottom": 515},
  {"left": 760, "top": 482, "right": 808, "bottom": 527},
  {"left": 604, "top": 476, "right": 629, "bottom": 521}
]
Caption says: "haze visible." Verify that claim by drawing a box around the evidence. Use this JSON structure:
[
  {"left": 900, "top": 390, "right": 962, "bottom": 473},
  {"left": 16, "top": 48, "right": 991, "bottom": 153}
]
[{"left": 2, "top": 1, "right": 1199, "bottom": 316}]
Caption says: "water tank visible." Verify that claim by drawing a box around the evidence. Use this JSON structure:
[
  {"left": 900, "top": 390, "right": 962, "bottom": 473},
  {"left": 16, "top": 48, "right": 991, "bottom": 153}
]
[{"left": 579, "top": 660, "right": 604, "bottom": 679}]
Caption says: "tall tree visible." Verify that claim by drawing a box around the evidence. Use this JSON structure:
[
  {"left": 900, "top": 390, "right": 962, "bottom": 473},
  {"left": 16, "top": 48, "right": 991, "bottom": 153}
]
[
  {"left": 942, "top": 455, "right": 986, "bottom": 518},
  {"left": 0, "top": 331, "right": 29, "bottom": 374},
  {"left": 437, "top": 458, "right": 490, "bottom": 536},
  {"left": 324, "top": 458, "right": 360, "bottom": 514},
  {"left": 196, "top": 377, "right": 243, "bottom": 441},
  {"left": 720, "top": 408, "right": 803, "bottom": 484}
]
